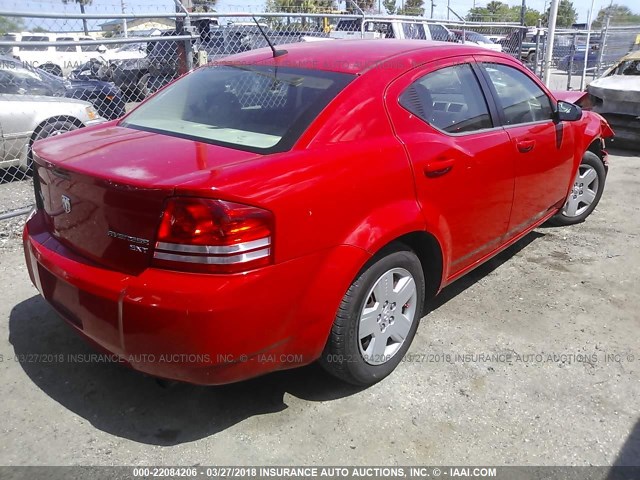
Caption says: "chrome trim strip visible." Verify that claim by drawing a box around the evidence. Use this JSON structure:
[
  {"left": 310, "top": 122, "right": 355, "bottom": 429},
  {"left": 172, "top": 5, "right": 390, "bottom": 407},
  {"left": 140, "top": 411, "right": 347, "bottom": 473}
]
[
  {"left": 155, "top": 237, "right": 270, "bottom": 255},
  {"left": 153, "top": 248, "right": 271, "bottom": 265},
  {"left": 2, "top": 131, "right": 32, "bottom": 141}
]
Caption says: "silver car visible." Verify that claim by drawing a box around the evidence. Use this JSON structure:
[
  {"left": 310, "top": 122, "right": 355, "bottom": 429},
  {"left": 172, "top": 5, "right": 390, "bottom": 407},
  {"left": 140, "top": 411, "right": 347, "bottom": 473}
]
[{"left": 0, "top": 60, "right": 105, "bottom": 172}]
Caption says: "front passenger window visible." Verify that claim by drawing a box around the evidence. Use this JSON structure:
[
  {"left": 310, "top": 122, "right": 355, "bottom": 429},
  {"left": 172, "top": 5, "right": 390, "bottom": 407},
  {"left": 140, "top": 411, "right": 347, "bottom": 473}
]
[{"left": 482, "top": 63, "right": 554, "bottom": 125}]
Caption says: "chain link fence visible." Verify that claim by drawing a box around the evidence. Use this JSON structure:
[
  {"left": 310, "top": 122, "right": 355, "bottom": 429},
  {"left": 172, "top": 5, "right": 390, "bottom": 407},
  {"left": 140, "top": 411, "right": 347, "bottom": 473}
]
[{"left": 0, "top": 7, "right": 638, "bottom": 222}]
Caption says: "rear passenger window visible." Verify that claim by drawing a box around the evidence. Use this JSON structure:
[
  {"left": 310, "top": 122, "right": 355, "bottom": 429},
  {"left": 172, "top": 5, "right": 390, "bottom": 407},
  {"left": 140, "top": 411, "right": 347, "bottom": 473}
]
[
  {"left": 399, "top": 63, "right": 493, "bottom": 134},
  {"left": 482, "top": 63, "right": 554, "bottom": 125}
]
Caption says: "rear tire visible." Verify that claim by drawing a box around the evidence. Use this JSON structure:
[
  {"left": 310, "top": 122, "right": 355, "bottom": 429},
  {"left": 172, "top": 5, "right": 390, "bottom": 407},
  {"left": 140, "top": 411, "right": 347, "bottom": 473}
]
[
  {"left": 547, "top": 151, "right": 606, "bottom": 226},
  {"left": 25, "top": 120, "right": 79, "bottom": 174},
  {"left": 319, "top": 244, "right": 425, "bottom": 386},
  {"left": 137, "top": 73, "right": 150, "bottom": 101},
  {"left": 40, "top": 63, "right": 63, "bottom": 77}
]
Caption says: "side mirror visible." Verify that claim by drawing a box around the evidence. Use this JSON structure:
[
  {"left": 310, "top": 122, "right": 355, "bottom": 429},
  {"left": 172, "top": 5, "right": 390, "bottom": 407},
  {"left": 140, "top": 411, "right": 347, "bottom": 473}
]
[{"left": 555, "top": 100, "right": 582, "bottom": 121}]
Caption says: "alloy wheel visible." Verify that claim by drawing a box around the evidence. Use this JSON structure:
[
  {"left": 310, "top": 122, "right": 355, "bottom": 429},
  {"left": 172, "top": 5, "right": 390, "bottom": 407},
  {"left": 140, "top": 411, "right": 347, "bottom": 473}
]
[
  {"left": 563, "top": 164, "right": 599, "bottom": 217},
  {"left": 358, "top": 267, "right": 418, "bottom": 366}
]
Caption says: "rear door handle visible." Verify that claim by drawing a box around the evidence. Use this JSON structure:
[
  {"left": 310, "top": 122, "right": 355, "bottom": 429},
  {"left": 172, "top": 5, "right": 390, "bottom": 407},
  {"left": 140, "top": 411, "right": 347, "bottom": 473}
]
[
  {"left": 516, "top": 140, "right": 536, "bottom": 153},
  {"left": 424, "top": 158, "right": 455, "bottom": 177}
]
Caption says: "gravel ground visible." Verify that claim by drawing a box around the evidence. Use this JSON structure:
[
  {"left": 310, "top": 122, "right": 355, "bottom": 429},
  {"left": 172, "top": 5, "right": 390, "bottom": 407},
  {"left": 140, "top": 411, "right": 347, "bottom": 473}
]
[
  {"left": 0, "top": 150, "right": 638, "bottom": 467},
  {"left": 0, "top": 188, "right": 32, "bottom": 255}
]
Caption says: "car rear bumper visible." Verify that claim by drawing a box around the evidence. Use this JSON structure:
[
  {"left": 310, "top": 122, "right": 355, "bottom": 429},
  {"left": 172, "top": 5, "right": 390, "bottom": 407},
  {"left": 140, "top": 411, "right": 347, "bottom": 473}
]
[{"left": 23, "top": 211, "right": 368, "bottom": 385}]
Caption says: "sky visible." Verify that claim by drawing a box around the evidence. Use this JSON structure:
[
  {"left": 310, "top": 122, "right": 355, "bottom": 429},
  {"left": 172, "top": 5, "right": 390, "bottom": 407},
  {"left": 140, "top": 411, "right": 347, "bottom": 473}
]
[{"left": 0, "top": 0, "right": 638, "bottom": 28}]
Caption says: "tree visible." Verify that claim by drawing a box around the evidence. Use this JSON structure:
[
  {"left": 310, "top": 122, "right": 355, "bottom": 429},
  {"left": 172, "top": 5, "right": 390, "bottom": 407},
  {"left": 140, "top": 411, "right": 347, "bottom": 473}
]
[
  {"left": 466, "top": 3, "right": 540, "bottom": 25},
  {"left": 398, "top": 0, "right": 425, "bottom": 16},
  {"left": 592, "top": 4, "right": 640, "bottom": 28},
  {"left": 62, "top": 0, "right": 91, "bottom": 35},
  {"left": 0, "top": 16, "right": 24, "bottom": 34},
  {"left": 521, "top": 7, "right": 541, "bottom": 26},
  {"left": 542, "top": 0, "right": 577, "bottom": 28},
  {"left": 466, "top": 1, "right": 511, "bottom": 22},
  {"left": 267, "top": 0, "right": 336, "bottom": 13},
  {"left": 383, "top": 0, "right": 397, "bottom": 15},
  {"left": 347, "top": 0, "right": 376, "bottom": 13},
  {"left": 191, "top": 0, "right": 218, "bottom": 13}
]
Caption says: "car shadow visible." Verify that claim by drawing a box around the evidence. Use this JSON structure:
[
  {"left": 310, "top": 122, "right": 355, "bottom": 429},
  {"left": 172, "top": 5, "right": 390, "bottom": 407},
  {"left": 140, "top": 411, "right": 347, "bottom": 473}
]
[
  {"left": 610, "top": 419, "right": 640, "bottom": 468},
  {"left": 8, "top": 295, "right": 364, "bottom": 445},
  {"left": 607, "top": 418, "right": 640, "bottom": 478},
  {"left": 9, "top": 230, "right": 544, "bottom": 446},
  {"left": 427, "top": 231, "right": 545, "bottom": 311}
]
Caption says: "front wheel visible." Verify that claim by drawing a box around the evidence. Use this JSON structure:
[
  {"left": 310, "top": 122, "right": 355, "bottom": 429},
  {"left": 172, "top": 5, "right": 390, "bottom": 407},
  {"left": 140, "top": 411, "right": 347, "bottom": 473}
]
[
  {"left": 547, "top": 151, "right": 606, "bottom": 226},
  {"left": 319, "top": 245, "right": 425, "bottom": 386}
]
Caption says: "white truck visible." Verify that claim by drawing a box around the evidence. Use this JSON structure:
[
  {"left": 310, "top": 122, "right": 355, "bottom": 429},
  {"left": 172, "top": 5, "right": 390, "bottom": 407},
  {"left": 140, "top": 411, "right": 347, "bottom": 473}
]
[
  {"left": 329, "top": 18, "right": 455, "bottom": 42},
  {"left": 1, "top": 32, "right": 101, "bottom": 77}
]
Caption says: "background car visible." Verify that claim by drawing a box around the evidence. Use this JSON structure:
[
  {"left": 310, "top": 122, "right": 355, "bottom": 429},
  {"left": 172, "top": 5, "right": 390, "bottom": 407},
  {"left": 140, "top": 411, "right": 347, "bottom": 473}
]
[
  {"left": 0, "top": 32, "right": 100, "bottom": 77},
  {"left": 1, "top": 55, "right": 125, "bottom": 120},
  {"left": 451, "top": 30, "right": 502, "bottom": 51},
  {"left": 558, "top": 48, "right": 598, "bottom": 73},
  {"left": 588, "top": 50, "right": 640, "bottom": 145},
  {"left": 24, "top": 41, "right": 612, "bottom": 388},
  {"left": 498, "top": 29, "right": 576, "bottom": 65},
  {"left": 69, "top": 43, "right": 150, "bottom": 101},
  {"left": 144, "top": 21, "right": 301, "bottom": 96},
  {"left": 0, "top": 59, "right": 105, "bottom": 172}
]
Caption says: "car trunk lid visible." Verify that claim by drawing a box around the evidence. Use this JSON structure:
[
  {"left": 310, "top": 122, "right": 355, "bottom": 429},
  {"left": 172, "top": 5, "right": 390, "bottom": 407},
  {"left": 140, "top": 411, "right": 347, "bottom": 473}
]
[{"left": 33, "top": 124, "right": 262, "bottom": 274}]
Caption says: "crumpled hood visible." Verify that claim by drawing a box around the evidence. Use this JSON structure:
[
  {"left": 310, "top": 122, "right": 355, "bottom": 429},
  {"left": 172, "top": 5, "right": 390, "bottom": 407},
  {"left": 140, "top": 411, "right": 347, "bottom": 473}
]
[{"left": 589, "top": 75, "right": 640, "bottom": 100}]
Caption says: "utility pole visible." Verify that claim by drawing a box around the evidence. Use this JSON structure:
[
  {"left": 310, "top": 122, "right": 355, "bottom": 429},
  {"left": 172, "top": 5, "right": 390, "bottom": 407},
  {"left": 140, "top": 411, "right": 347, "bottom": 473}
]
[
  {"left": 542, "top": 0, "right": 560, "bottom": 85},
  {"left": 431, "top": 0, "right": 435, "bottom": 18},
  {"left": 120, "top": 0, "right": 128, "bottom": 38},
  {"left": 579, "top": 0, "right": 596, "bottom": 90}
]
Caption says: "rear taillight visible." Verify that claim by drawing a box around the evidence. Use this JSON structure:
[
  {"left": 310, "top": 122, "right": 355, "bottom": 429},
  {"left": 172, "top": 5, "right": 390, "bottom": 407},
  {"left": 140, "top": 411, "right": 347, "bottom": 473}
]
[{"left": 152, "top": 197, "right": 273, "bottom": 273}]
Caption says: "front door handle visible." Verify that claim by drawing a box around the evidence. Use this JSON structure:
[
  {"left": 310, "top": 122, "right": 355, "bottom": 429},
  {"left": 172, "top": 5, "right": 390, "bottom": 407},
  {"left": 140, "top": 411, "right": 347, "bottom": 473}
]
[
  {"left": 516, "top": 139, "right": 536, "bottom": 153},
  {"left": 424, "top": 158, "right": 455, "bottom": 177}
]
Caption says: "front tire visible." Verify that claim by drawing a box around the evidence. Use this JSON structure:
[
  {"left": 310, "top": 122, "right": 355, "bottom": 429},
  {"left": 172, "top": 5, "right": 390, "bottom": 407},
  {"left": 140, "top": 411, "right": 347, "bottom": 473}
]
[
  {"left": 320, "top": 244, "right": 425, "bottom": 386},
  {"left": 548, "top": 151, "right": 606, "bottom": 226}
]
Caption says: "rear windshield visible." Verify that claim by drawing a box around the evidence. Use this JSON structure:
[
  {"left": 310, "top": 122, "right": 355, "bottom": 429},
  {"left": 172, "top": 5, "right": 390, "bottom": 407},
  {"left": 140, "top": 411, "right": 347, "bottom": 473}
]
[{"left": 121, "top": 65, "right": 354, "bottom": 153}]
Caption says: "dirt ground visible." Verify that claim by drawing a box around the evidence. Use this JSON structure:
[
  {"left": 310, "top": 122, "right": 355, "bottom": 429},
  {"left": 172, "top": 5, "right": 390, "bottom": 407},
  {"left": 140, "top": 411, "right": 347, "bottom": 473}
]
[{"left": 0, "top": 150, "right": 638, "bottom": 467}]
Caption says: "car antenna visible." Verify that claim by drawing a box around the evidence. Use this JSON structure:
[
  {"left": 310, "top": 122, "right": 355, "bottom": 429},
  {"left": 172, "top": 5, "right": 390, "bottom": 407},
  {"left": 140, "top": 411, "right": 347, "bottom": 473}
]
[{"left": 252, "top": 16, "right": 287, "bottom": 58}]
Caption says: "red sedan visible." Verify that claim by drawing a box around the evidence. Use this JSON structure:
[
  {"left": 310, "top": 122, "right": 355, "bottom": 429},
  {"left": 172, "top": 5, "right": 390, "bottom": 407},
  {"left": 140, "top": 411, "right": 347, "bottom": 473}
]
[{"left": 24, "top": 40, "right": 613, "bottom": 386}]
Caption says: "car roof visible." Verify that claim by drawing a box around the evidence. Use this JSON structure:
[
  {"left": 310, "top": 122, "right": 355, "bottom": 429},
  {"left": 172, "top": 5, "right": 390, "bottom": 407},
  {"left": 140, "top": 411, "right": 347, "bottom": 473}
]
[{"left": 222, "top": 39, "right": 505, "bottom": 75}]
